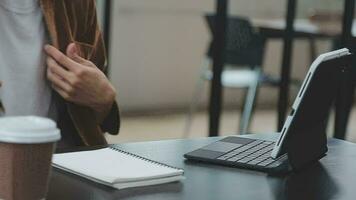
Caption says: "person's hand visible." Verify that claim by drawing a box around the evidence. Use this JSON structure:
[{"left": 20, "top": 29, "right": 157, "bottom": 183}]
[{"left": 44, "top": 43, "right": 116, "bottom": 123}]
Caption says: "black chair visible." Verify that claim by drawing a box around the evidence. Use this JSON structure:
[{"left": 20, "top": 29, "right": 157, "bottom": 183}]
[
  {"left": 185, "top": 14, "right": 297, "bottom": 136},
  {"left": 330, "top": 38, "right": 356, "bottom": 139}
]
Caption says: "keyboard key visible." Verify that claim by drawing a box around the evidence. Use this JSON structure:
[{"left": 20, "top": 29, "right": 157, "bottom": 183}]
[
  {"left": 223, "top": 152, "right": 239, "bottom": 158},
  {"left": 219, "top": 142, "right": 267, "bottom": 158},
  {"left": 244, "top": 140, "right": 264, "bottom": 148},
  {"left": 245, "top": 154, "right": 258, "bottom": 158},
  {"left": 217, "top": 147, "right": 251, "bottom": 159},
  {"left": 262, "top": 141, "right": 274, "bottom": 145},
  {"left": 268, "top": 161, "right": 283, "bottom": 168},
  {"left": 250, "top": 148, "right": 268, "bottom": 155},
  {"left": 253, "top": 149, "right": 271, "bottom": 157},
  {"left": 246, "top": 145, "right": 266, "bottom": 153},
  {"left": 227, "top": 154, "right": 246, "bottom": 162},
  {"left": 259, "top": 153, "right": 272, "bottom": 159},
  {"left": 217, "top": 140, "right": 278, "bottom": 166},
  {"left": 262, "top": 155, "right": 286, "bottom": 167},
  {"left": 237, "top": 157, "right": 254, "bottom": 163},
  {"left": 274, "top": 155, "right": 288, "bottom": 163},
  {"left": 235, "top": 154, "right": 249, "bottom": 159},
  {"left": 257, "top": 158, "right": 275, "bottom": 166},
  {"left": 231, "top": 147, "right": 248, "bottom": 154},
  {"left": 247, "top": 159, "right": 263, "bottom": 165},
  {"left": 217, "top": 154, "right": 233, "bottom": 160},
  {"left": 253, "top": 157, "right": 269, "bottom": 162}
]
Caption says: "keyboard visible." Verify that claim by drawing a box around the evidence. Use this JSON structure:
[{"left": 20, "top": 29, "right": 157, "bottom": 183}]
[{"left": 215, "top": 140, "right": 287, "bottom": 169}]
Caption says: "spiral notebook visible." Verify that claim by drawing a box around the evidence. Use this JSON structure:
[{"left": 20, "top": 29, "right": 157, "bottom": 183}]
[{"left": 52, "top": 147, "right": 184, "bottom": 189}]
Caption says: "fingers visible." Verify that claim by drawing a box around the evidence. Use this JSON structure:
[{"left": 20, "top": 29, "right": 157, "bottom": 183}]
[
  {"left": 47, "top": 68, "right": 72, "bottom": 94},
  {"left": 46, "top": 57, "right": 76, "bottom": 83},
  {"left": 72, "top": 54, "right": 94, "bottom": 67},
  {"left": 44, "top": 45, "right": 79, "bottom": 72},
  {"left": 51, "top": 84, "right": 73, "bottom": 101},
  {"left": 66, "top": 43, "right": 95, "bottom": 67},
  {"left": 45, "top": 43, "right": 101, "bottom": 103},
  {"left": 66, "top": 43, "right": 79, "bottom": 58}
]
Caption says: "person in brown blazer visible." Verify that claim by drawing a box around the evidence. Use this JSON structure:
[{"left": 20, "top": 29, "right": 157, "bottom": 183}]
[{"left": 0, "top": 0, "right": 120, "bottom": 148}]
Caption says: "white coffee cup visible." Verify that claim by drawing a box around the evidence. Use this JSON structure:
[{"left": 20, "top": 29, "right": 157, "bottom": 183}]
[{"left": 0, "top": 116, "right": 61, "bottom": 200}]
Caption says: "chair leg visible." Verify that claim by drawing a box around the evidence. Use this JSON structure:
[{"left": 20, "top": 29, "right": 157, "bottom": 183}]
[
  {"left": 183, "top": 68, "right": 210, "bottom": 138},
  {"left": 183, "top": 78, "right": 206, "bottom": 137},
  {"left": 238, "top": 89, "right": 248, "bottom": 132},
  {"left": 308, "top": 37, "right": 317, "bottom": 65},
  {"left": 238, "top": 70, "right": 261, "bottom": 134}
]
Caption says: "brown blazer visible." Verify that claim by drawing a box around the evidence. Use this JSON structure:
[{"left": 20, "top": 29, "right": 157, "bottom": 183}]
[{"left": 39, "top": 0, "right": 120, "bottom": 147}]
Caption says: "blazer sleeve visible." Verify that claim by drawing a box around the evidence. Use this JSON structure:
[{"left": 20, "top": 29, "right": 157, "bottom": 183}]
[{"left": 100, "top": 101, "right": 120, "bottom": 135}]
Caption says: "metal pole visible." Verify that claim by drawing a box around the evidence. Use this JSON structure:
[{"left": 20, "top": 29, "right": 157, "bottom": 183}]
[
  {"left": 277, "top": 0, "right": 297, "bottom": 130},
  {"left": 334, "top": 0, "right": 355, "bottom": 139},
  {"left": 209, "top": 0, "right": 228, "bottom": 137},
  {"left": 103, "top": 0, "right": 112, "bottom": 76}
]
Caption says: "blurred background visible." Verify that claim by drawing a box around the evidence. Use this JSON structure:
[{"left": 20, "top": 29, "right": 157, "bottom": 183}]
[{"left": 94, "top": 0, "right": 356, "bottom": 143}]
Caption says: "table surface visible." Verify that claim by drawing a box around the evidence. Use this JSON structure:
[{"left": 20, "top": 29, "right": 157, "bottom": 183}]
[
  {"left": 253, "top": 19, "right": 320, "bottom": 33},
  {"left": 252, "top": 18, "right": 335, "bottom": 38},
  {"left": 253, "top": 18, "right": 356, "bottom": 36},
  {"left": 47, "top": 133, "right": 356, "bottom": 200}
]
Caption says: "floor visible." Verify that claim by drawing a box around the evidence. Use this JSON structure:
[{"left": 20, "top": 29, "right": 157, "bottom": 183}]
[{"left": 106, "top": 107, "right": 356, "bottom": 144}]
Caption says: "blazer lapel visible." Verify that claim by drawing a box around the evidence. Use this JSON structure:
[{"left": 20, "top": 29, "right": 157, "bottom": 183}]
[{"left": 39, "top": 0, "right": 59, "bottom": 48}]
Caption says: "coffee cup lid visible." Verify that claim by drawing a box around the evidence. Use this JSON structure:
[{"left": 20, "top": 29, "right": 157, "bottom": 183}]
[{"left": 0, "top": 116, "right": 61, "bottom": 144}]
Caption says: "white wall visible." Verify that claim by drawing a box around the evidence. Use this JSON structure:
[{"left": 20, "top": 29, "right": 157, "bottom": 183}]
[{"left": 108, "top": 0, "right": 334, "bottom": 112}]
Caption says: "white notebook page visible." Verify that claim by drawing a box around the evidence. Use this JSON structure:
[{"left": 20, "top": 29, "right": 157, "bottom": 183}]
[{"left": 52, "top": 148, "right": 184, "bottom": 184}]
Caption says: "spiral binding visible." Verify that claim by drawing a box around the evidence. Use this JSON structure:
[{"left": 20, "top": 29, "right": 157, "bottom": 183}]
[{"left": 109, "top": 146, "right": 183, "bottom": 172}]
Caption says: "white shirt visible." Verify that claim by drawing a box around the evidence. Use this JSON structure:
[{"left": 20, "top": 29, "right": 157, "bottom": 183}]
[{"left": 0, "top": 0, "right": 55, "bottom": 118}]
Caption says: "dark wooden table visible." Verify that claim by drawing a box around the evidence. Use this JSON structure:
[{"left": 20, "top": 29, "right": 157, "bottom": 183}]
[{"left": 47, "top": 133, "right": 356, "bottom": 200}]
